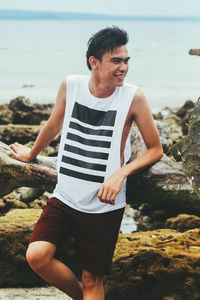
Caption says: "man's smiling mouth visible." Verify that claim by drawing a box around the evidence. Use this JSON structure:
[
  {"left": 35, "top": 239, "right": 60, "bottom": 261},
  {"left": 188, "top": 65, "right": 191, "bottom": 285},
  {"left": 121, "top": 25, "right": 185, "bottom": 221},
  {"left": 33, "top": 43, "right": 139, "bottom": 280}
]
[{"left": 114, "top": 74, "right": 126, "bottom": 79}]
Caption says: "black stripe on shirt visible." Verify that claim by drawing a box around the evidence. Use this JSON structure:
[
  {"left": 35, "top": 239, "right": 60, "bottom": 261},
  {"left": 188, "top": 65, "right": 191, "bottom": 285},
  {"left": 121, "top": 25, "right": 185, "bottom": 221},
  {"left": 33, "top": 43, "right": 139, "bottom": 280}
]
[
  {"left": 61, "top": 155, "right": 107, "bottom": 172},
  {"left": 69, "top": 121, "right": 113, "bottom": 137},
  {"left": 67, "top": 133, "right": 111, "bottom": 148},
  {"left": 64, "top": 144, "right": 109, "bottom": 160},
  {"left": 59, "top": 167, "right": 104, "bottom": 183},
  {"left": 72, "top": 102, "right": 116, "bottom": 127}
]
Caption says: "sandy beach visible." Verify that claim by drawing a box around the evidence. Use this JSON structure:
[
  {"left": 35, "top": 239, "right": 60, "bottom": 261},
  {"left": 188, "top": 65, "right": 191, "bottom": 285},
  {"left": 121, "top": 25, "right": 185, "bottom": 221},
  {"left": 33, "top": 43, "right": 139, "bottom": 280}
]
[{"left": 0, "top": 287, "right": 72, "bottom": 300}]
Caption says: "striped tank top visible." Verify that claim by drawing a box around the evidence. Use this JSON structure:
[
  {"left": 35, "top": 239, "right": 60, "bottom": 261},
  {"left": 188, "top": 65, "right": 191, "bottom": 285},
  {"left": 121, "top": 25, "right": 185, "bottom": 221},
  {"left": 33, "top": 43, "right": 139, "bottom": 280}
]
[{"left": 52, "top": 75, "right": 138, "bottom": 213}]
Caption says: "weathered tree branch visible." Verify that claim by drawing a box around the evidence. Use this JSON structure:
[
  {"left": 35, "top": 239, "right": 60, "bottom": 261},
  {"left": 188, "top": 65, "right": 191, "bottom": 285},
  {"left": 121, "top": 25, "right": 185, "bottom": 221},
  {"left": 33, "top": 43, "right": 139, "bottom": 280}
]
[
  {"left": 126, "top": 129, "right": 199, "bottom": 211},
  {"left": 0, "top": 141, "right": 57, "bottom": 197},
  {"left": 1, "top": 127, "right": 198, "bottom": 212}
]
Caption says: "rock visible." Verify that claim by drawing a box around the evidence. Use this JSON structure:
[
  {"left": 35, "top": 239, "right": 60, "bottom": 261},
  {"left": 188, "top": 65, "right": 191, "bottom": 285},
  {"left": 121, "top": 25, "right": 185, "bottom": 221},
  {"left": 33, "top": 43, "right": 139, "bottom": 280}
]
[
  {"left": 175, "top": 101, "right": 200, "bottom": 199},
  {"left": 165, "top": 214, "right": 200, "bottom": 232},
  {"left": 175, "top": 100, "right": 195, "bottom": 135},
  {"left": 189, "top": 49, "right": 200, "bottom": 56},
  {"left": 0, "top": 209, "right": 76, "bottom": 287},
  {"left": 0, "top": 124, "right": 41, "bottom": 144},
  {"left": 0, "top": 124, "right": 60, "bottom": 154},
  {"left": 28, "top": 191, "right": 51, "bottom": 209},
  {"left": 133, "top": 203, "right": 169, "bottom": 231},
  {"left": 175, "top": 100, "right": 195, "bottom": 119},
  {"left": 8, "top": 97, "right": 53, "bottom": 125},
  {"left": 9, "top": 97, "right": 34, "bottom": 112},
  {"left": 154, "top": 120, "right": 173, "bottom": 155},
  {"left": 126, "top": 154, "right": 199, "bottom": 230},
  {"left": 4, "top": 193, "right": 28, "bottom": 209},
  {"left": 29, "top": 198, "right": 47, "bottom": 209},
  {"left": 105, "top": 229, "right": 200, "bottom": 300},
  {"left": 2, "top": 209, "right": 200, "bottom": 300},
  {"left": 0, "top": 191, "right": 28, "bottom": 215},
  {"left": 170, "top": 141, "right": 182, "bottom": 162},
  {"left": 19, "top": 187, "right": 46, "bottom": 204},
  {"left": 157, "top": 100, "right": 195, "bottom": 146},
  {"left": 153, "top": 111, "right": 164, "bottom": 120},
  {"left": 0, "top": 104, "right": 14, "bottom": 124},
  {"left": 0, "top": 199, "right": 6, "bottom": 214},
  {"left": 153, "top": 107, "right": 174, "bottom": 121},
  {"left": 163, "top": 114, "right": 183, "bottom": 144},
  {"left": 0, "top": 188, "right": 51, "bottom": 216},
  {"left": 0, "top": 208, "right": 44, "bottom": 286},
  {"left": 165, "top": 113, "right": 182, "bottom": 125}
]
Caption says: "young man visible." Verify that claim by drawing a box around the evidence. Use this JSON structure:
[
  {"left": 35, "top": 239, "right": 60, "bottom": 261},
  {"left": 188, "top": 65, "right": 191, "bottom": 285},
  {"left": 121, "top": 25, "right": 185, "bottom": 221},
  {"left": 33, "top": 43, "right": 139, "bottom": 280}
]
[{"left": 7, "top": 27, "right": 163, "bottom": 300}]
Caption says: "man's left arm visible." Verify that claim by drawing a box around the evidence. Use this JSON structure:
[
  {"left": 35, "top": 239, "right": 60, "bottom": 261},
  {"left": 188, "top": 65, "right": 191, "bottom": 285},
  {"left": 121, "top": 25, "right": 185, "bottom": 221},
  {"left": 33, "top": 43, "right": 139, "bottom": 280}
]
[{"left": 98, "top": 89, "right": 163, "bottom": 205}]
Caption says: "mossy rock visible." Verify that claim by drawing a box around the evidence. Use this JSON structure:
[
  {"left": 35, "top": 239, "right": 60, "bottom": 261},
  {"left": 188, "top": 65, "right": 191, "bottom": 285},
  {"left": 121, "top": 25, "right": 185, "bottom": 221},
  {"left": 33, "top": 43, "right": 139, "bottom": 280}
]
[
  {"left": 175, "top": 102, "right": 200, "bottom": 199},
  {"left": 0, "top": 209, "right": 75, "bottom": 287},
  {"left": 105, "top": 229, "right": 200, "bottom": 300},
  {"left": 165, "top": 214, "right": 200, "bottom": 232}
]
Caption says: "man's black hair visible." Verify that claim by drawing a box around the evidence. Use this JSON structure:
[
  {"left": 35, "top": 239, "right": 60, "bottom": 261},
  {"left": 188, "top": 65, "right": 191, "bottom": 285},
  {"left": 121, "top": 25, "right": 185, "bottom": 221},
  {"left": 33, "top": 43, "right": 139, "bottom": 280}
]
[{"left": 86, "top": 26, "right": 129, "bottom": 70}]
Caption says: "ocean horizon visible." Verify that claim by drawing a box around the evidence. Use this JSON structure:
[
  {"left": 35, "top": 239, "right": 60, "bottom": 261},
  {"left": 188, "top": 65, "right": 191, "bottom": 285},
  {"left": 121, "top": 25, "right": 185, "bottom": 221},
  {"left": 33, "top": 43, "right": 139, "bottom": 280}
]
[{"left": 1, "top": 9, "right": 200, "bottom": 22}]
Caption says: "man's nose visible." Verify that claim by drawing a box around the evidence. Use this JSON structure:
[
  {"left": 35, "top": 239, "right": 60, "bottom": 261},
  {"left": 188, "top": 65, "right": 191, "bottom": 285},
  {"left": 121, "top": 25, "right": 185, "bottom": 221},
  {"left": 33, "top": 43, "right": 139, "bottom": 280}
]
[{"left": 119, "top": 62, "right": 128, "bottom": 72}]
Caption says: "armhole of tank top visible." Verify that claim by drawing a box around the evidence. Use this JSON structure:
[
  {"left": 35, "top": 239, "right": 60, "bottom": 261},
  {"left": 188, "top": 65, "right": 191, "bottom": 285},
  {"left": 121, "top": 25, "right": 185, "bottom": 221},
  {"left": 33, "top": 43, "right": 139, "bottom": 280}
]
[
  {"left": 66, "top": 75, "right": 72, "bottom": 102},
  {"left": 120, "top": 85, "right": 139, "bottom": 166}
]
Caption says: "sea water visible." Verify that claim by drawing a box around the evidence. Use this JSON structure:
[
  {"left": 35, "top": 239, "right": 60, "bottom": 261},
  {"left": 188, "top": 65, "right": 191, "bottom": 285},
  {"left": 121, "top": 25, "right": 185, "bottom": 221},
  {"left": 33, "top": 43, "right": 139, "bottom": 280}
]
[{"left": 0, "top": 19, "right": 200, "bottom": 109}]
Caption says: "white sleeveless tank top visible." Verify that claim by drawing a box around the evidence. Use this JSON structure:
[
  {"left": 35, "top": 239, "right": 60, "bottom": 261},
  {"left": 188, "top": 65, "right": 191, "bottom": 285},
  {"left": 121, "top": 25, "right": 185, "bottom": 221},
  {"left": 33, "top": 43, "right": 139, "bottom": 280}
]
[{"left": 52, "top": 75, "right": 138, "bottom": 213}]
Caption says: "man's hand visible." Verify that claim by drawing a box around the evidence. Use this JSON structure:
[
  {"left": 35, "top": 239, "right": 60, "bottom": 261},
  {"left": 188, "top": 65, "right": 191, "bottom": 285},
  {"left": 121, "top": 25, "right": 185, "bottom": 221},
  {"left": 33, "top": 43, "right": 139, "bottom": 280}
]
[
  {"left": 7, "top": 142, "right": 33, "bottom": 162},
  {"left": 98, "top": 168, "right": 126, "bottom": 205}
]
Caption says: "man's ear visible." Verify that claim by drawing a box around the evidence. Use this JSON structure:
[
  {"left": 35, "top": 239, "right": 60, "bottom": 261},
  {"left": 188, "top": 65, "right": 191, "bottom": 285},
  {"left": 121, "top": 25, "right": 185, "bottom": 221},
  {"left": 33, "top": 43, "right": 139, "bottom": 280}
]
[{"left": 88, "top": 56, "right": 99, "bottom": 70}]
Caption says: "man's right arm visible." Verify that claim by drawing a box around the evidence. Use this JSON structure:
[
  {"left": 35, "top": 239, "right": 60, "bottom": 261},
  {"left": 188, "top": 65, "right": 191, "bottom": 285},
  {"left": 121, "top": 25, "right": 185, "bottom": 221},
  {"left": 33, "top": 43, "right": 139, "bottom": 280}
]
[{"left": 7, "top": 79, "right": 67, "bottom": 162}]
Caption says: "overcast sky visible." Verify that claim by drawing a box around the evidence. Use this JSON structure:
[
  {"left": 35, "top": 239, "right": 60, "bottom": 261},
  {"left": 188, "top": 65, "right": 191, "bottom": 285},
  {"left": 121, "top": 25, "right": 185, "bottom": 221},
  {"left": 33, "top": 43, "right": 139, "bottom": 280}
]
[{"left": 0, "top": 0, "right": 200, "bottom": 16}]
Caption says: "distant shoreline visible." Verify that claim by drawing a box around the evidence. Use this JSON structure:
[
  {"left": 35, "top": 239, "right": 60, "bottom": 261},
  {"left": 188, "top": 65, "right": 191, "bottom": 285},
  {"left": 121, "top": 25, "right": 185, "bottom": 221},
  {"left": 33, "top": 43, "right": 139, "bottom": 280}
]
[{"left": 0, "top": 9, "right": 200, "bottom": 22}]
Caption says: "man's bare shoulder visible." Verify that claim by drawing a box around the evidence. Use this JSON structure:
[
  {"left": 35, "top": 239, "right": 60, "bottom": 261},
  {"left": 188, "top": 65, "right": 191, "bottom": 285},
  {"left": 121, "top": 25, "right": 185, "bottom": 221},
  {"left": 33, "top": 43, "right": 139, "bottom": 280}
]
[
  {"left": 59, "top": 78, "right": 67, "bottom": 96},
  {"left": 55, "top": 78, "right": 67, "bottom": 106},
  {"left": 133, "top": 89, "right": 146, "bottom": 104},
  {"left": 131, "top": 89, "right": 149, "bottom": 117}
]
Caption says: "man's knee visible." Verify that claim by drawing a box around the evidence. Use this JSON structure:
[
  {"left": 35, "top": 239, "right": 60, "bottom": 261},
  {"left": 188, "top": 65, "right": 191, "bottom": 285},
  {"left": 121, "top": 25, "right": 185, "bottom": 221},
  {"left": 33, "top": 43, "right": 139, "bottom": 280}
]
[
  {"left": 82, "top": 270, "right": 103, "bottom": 290},
  {"left": 26, "top": 241, "right": 56, "bottom": 272}
]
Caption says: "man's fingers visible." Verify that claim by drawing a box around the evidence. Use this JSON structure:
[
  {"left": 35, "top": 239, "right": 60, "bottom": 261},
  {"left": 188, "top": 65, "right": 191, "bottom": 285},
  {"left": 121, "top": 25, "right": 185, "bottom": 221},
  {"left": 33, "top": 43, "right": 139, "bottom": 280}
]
[
  {"left": 100, "top": 189, "right": 108, "bottom": 202},
  {"left": 7, "top": 150, "right": 15, "bottom": 158},
  {"left": 9, "top": 144, "right": 16, "bottom": 151},
  {"left": 97, "top": 186, "right": 103, "bottom": 199},
  {"left": 98, "top": 188, "right": 115, "bottom": 205}
]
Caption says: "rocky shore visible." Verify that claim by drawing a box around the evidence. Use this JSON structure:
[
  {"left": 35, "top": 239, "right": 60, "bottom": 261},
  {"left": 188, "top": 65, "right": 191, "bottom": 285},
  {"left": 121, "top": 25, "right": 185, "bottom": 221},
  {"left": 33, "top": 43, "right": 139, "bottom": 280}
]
[{"left": 1, "top": 96, "right": 200, "bottom": 299}]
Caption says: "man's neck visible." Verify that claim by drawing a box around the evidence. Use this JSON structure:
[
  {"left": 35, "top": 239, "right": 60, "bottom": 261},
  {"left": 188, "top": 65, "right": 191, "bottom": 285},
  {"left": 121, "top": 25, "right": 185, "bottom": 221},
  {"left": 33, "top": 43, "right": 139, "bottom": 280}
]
[{"left": 89, "top": 78, "right": 116, "bottom": 99}]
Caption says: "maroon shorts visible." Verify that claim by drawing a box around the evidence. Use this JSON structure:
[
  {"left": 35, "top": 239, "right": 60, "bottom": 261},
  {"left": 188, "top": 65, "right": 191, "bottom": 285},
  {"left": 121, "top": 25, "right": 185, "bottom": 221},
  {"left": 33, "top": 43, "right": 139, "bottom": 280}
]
[{"left": 30, "top": 197, "right": 124, "bottom": 276}]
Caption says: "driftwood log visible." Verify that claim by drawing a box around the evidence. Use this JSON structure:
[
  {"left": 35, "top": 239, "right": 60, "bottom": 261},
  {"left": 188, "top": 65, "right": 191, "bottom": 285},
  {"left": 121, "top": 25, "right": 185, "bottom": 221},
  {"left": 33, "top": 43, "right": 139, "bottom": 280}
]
[
  {"left": 0, "top": 141, "right": 57, "bottom": 197},
  {"left": 0, "top": 127, "right": 198, "bottom": 211},
  {"left": 126, "top": 129, "right": 199, "bottom": 213}
]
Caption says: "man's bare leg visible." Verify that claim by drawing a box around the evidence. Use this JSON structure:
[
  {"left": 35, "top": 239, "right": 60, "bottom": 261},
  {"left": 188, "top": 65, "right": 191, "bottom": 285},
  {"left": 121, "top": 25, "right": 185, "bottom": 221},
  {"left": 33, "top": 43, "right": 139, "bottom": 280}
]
[
  {"left": 26, "top": 241, "right": 83, "bottom": 300},
  {"left": 82, "top": 270, "right": 104, "bottom": 300}
]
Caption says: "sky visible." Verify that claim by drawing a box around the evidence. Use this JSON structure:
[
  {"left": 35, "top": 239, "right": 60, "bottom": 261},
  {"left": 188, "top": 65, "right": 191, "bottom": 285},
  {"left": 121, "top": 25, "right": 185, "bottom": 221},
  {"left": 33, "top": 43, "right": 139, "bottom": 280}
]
[{"left": 0, "top": 0, "right": 200, "bottom": 16}]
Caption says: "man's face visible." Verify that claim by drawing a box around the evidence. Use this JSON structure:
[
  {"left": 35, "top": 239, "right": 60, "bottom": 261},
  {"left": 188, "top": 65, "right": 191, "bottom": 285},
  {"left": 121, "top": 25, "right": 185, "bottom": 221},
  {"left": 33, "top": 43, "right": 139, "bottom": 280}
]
[{"left": 95, "top": 45, "right": 130, "bottom": 87}]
